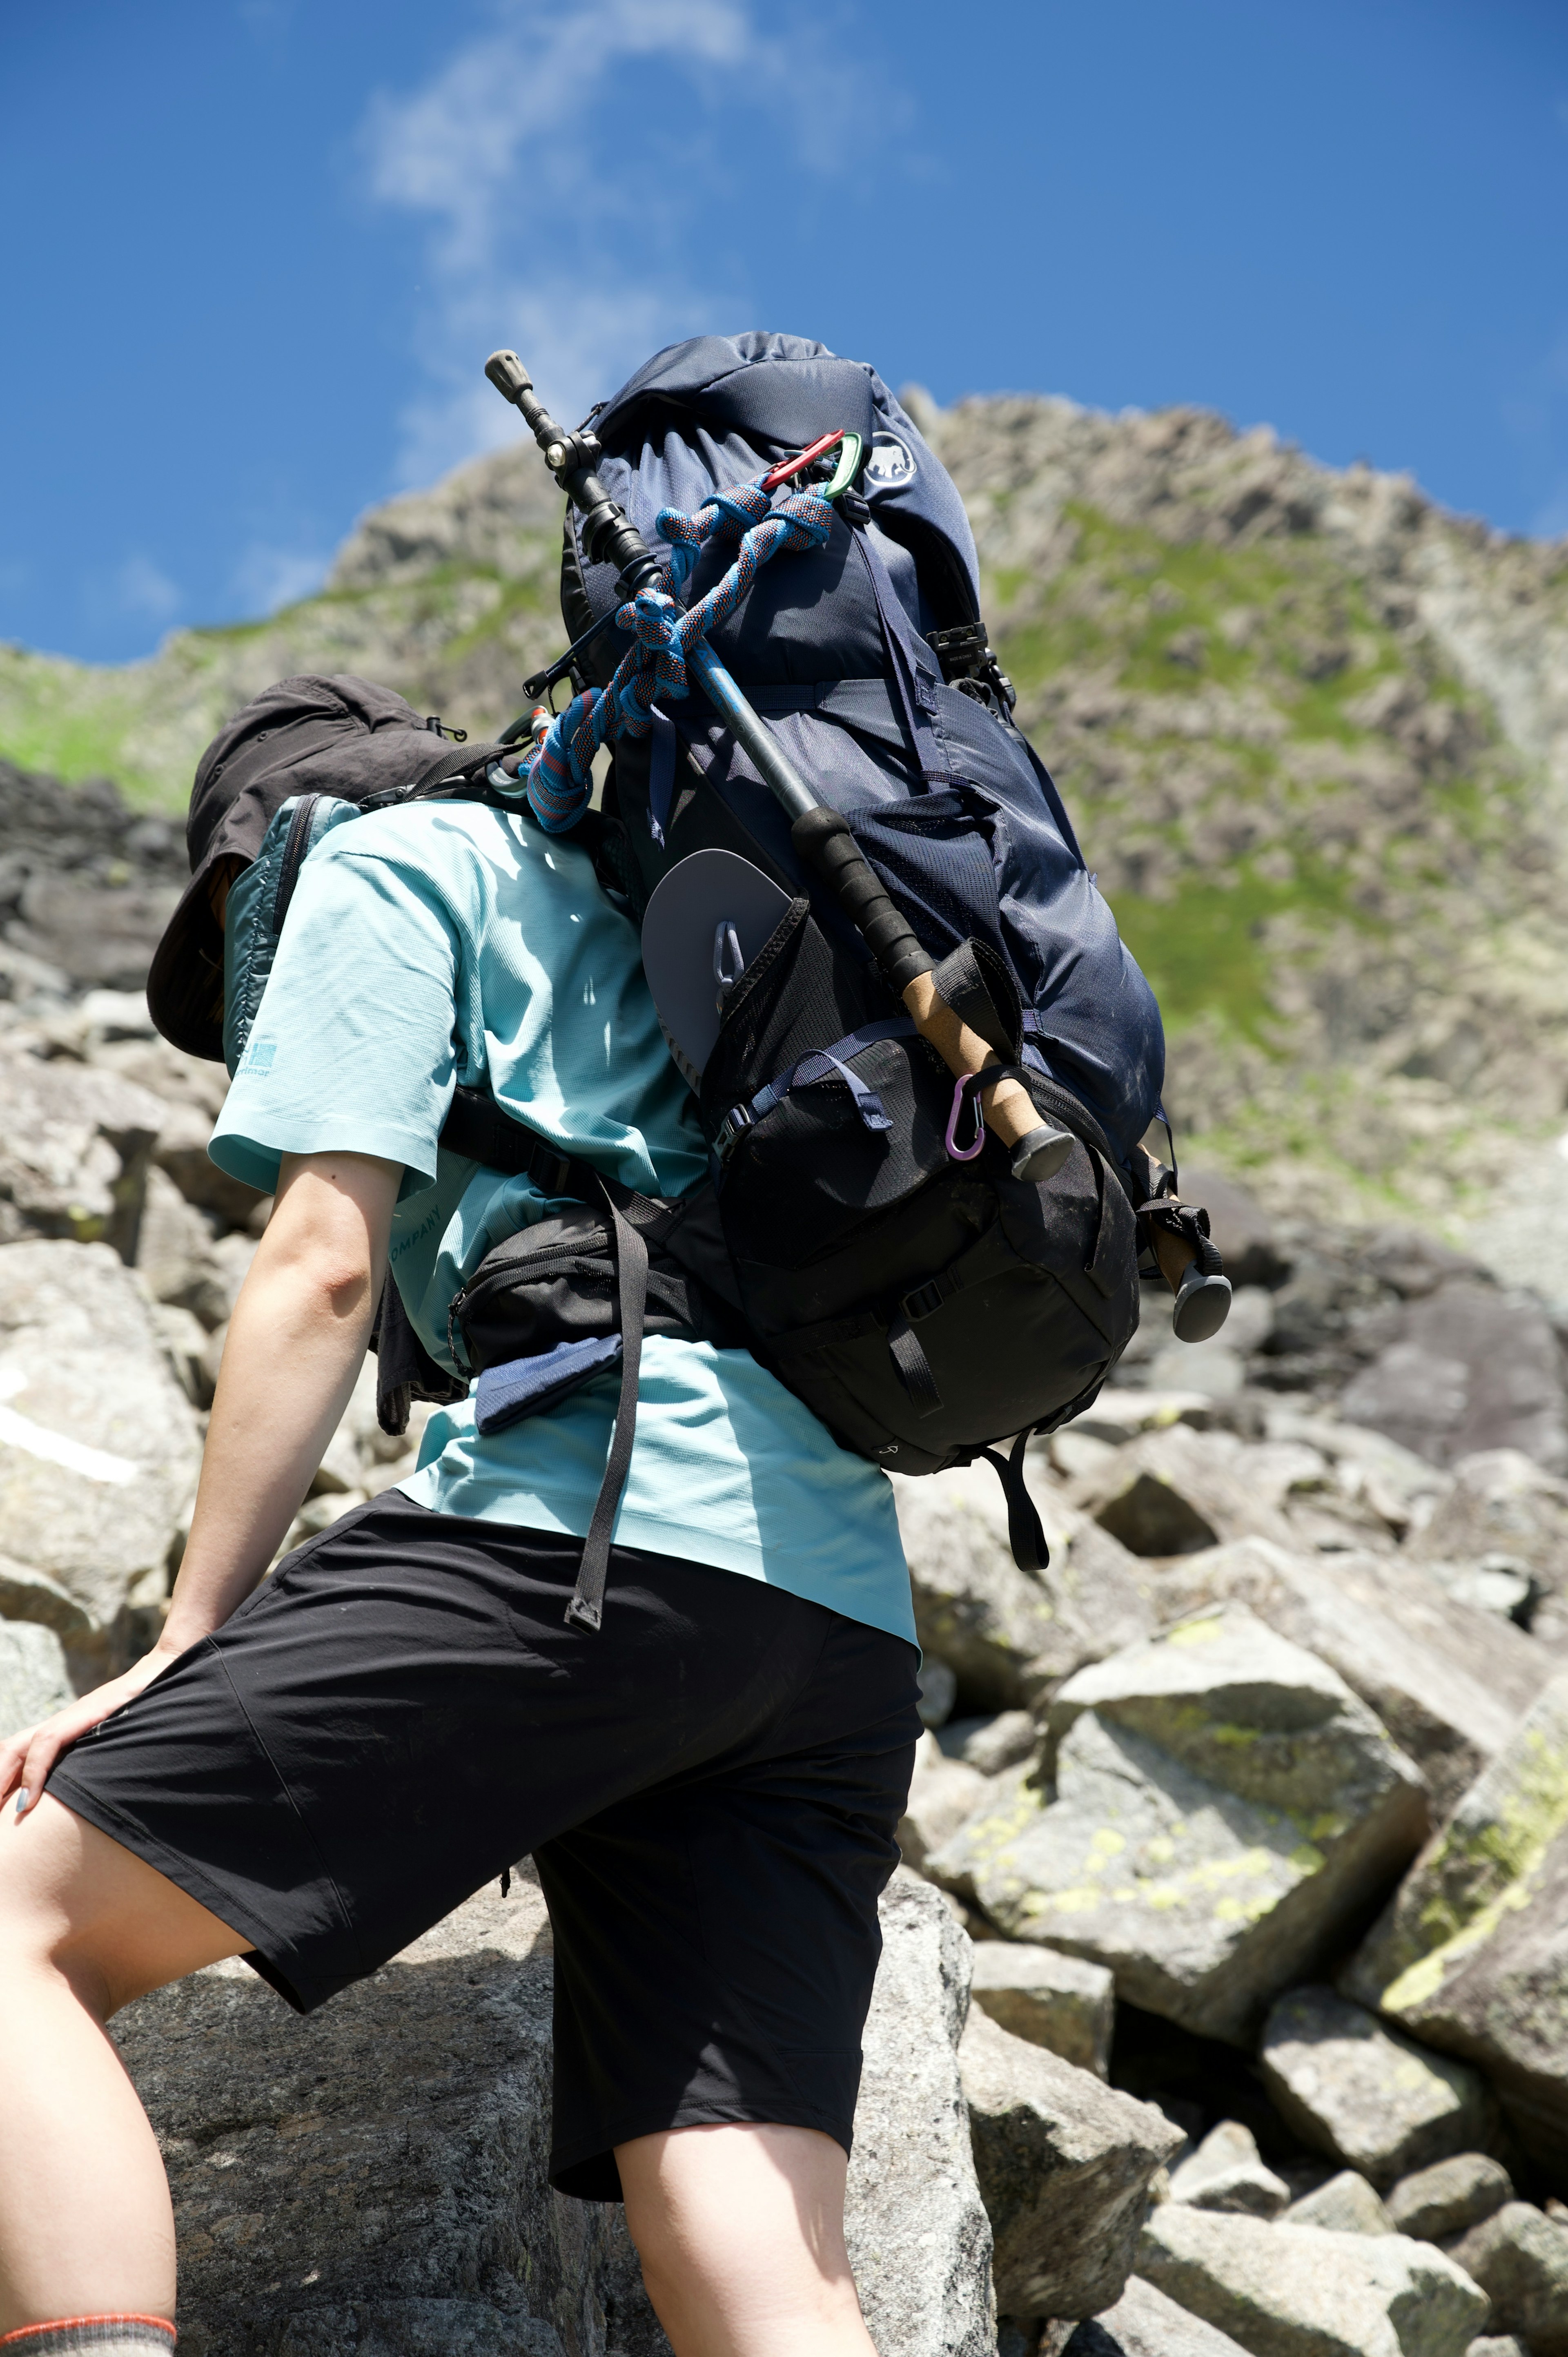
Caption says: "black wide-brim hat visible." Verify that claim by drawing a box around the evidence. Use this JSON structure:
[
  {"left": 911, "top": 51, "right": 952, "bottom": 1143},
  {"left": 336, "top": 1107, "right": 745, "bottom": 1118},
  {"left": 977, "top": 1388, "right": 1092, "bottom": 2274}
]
[{"left": 147, "top": 674, "right": 466, "bottom": 1062}]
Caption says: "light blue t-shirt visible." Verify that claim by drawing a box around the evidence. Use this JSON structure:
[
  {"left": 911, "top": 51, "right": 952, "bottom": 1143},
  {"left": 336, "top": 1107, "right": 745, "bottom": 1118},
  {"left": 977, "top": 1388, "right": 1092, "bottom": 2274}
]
[{"left": 210, "top": 798, "right": 913, "bottom": 1646}]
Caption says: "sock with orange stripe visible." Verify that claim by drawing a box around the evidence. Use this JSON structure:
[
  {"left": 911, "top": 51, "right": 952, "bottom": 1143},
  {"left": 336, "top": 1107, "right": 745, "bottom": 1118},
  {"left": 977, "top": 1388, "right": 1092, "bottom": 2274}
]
[{"left": 0, "top": 2321, "right": 174, "bottom": 2355}]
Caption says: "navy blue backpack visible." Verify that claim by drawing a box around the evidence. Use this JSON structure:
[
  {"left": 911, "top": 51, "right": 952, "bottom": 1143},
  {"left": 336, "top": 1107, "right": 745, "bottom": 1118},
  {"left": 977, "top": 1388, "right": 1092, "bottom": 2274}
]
[{"left": 450, "top": 336, "right": 1181, "bottom": 1591}]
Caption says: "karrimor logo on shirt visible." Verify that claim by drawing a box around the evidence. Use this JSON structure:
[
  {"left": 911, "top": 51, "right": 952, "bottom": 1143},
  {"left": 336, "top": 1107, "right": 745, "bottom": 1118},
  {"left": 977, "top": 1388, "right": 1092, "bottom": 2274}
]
[
  {"left": 865, "top": 433, "right": 915, "bottom": 488},
  {"left": 242, "top": 1039, "right": 277, "bottom": 1075}
]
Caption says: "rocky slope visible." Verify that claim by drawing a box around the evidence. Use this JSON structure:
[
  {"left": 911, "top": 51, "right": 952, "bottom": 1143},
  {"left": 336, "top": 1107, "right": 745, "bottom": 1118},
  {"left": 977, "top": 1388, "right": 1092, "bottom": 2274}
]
[
  {"left": 12, "top": 400, "right": 1568, "bottom": 2335},
  {"left": 6, "top": 390, "right": 1568, "bottom": 1220}
]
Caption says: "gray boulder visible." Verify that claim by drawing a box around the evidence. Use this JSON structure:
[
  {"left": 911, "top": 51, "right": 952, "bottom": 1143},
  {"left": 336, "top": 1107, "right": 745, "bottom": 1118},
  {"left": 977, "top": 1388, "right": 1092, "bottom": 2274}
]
[
  {"left": 1344, "top": 1670, "right": 1568, "bottom": 2173},
  {"left": 114, "top": 1865, "right": 991, "bottom": 2357},
  {"left": 1067, "top": 1426, "right": 1298, "bottom": 1558},
  {"left": 1138, "top": 2203, "right": 1489, "bottom": 2357},
  {"left": 1408, "top": 1449, "right": 1568, "bottom": 1636},
  {"left": 91, "top": 1029, "right": 230, "bottom": 1119},
  {"left": 1446, "top": 2203, "right": 1568, "bottom": 2357},
  {"left": 1261, "top": 1987, "right": 1493, "bottom": 2187},
  {"left": 1181, "top": 1170, "right": 1292, "bottom": 1291},
  {"left": 918, "top": 1657, "right": 958, "bottom": 1728},
  {"left": 1262, "top": 1411, "right": 1454, "bottom": 1541},
  {"left": 1339, "top": 1280, "right": 1568, "bottom": 1474},
  {"left": 898, "top": 1733, "right": 991, "bottom": 1874},
  {"left": 0, "top": 1241, "right": 205, "bottom": 1677},
  {"left": 938, "top": 1711, "right": 1039, "bottom": 1775},
  {"left": 153, "top": 1095, "right": 266, "bottom": 1228},
  {"left": 929, "top": 1608, "right": 1427, "bottom": 2044},
  {"left": 1063, "top": 2274, "right": 1254, "bottom": 2357},
  {"left": 0, "top": 1040, "right": 166, "bottom": 1258},
  {"left": 958, "top": 2004, "right": 1182, "bottom": 2320},
  {"left": 8, "top": 873, "right": 179, "bottom": 992},
  {"left": 1153, "top": 1537, "right": 1550, "bottom": 1817},
  {"left": 1385, "top": 2155, "right": 1512, "bottom": 2243},
  {"left": 0, "top": 1619, "right": 71, "bottom": 1739},
  {"left": 893, "top": 1463, "right": 1153, "bottom": 1712},
  {"left": 134, "top": 1164, "right": 228, "bottom": 1325},
  {"left": 1168, "top": 2120, "right": 1290, "bottom": 2219},
  {"left": 845, "top": 1871, "right": 996, "bottom": 2357},
  {"left": 967, "top": 1940, "right": 1116, "bottom": 2078},
  {"left": 0, "top": 1552, "right": 94, "bottom": 1649},
  {"left": 1283, "top": 2172, "right": 1396, "bottom": 2235}
]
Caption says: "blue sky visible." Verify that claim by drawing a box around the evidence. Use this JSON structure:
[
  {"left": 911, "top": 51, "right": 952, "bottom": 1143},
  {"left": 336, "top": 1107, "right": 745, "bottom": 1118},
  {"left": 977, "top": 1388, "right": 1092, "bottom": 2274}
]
[{"left": 4, "top": 0, "right": 1567, "bottom": 665}]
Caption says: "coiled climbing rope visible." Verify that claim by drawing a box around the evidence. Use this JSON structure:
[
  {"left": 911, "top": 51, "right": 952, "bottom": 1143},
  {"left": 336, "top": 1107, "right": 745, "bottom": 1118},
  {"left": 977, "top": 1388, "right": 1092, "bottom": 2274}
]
[{"left": 503, "top": 479, "right": 836, "bottom": 832}]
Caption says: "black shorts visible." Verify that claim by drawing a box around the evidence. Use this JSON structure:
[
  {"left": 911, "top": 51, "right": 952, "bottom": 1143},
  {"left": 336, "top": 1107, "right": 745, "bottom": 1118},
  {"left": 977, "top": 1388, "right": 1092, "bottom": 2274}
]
[{"left": 49, "top": 1492, "right": 921, "bottom": 2200}]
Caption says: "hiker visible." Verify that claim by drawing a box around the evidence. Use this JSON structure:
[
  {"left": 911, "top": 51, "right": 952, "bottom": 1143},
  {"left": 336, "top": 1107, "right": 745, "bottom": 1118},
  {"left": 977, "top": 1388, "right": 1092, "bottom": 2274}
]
[
  {"left": 0, "top": 329, "right": 1218, "bottom": 2357},
  {"left": 0, "top": 692, "right": 921, "bottom": 2357}
]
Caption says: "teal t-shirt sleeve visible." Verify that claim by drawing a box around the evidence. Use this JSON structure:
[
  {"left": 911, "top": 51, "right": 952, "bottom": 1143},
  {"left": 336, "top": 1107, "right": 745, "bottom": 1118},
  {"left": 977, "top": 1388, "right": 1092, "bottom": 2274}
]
[{"left": 210, "top": 843, "right": 465, "bottom": 1197}]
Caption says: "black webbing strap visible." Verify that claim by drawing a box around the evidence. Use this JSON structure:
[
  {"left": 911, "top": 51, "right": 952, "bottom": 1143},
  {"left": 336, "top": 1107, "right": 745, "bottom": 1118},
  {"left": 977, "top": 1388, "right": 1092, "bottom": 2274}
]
[
  {"left": 887, "top": 1312, "right": 944, "bottom": 1416},
  {"left": 565, "top": 1183, "right": 648, "bottom": 1632},
  {"left": 979, "top": 1429, "right": 1049, "bottom": 1573},
  {"left": 439, "top": 1084, "right": 599, "bottom": 1201}
]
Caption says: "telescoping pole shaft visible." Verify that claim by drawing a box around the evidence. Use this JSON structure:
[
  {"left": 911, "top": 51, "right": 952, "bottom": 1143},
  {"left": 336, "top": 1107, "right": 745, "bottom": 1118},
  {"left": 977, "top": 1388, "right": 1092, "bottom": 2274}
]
[{"left": 485, "top": 350, "right": 1069, "bottom": 1183}]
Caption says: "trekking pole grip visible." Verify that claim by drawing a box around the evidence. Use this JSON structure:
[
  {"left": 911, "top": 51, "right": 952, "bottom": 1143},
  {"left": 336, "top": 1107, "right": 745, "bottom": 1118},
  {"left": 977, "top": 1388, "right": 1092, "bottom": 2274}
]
[
  {"left": 790, "top": 806, "right": 931, "bottom": 994},
  {"left": 790, "top": 809, "right": 1067, "bottom": 1181}
]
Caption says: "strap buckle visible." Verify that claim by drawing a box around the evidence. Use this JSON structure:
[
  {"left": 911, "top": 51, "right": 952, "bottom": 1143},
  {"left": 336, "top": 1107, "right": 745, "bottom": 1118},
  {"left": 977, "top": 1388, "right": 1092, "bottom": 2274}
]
[
  {"left": 713, "top": 1103, "right": 755, "bottom": 1164},
  {"left": 529, "top": 1148, "right": 575, "bottom": 1198},
  {"left": 901, "top": 1277, "right": 947, "bottom": 1323}
]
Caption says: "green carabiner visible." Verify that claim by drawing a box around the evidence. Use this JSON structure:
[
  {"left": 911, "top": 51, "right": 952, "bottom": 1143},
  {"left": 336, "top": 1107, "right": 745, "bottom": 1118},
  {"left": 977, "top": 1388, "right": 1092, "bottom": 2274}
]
[{"left": 822, "top": 431, "right": 863, "bottom": 502}]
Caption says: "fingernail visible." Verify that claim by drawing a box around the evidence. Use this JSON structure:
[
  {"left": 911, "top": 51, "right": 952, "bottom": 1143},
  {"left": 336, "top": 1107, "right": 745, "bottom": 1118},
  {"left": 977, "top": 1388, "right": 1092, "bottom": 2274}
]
[{"left": 15, "top": 1789, "right": 29, "bottom": 1817}]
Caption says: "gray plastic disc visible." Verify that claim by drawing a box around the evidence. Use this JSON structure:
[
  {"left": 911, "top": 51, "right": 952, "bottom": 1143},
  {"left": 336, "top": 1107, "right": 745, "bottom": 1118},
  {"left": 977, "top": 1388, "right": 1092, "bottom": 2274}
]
[{"left": 640, "top": 848, "right": 792, "bottom": 1076}]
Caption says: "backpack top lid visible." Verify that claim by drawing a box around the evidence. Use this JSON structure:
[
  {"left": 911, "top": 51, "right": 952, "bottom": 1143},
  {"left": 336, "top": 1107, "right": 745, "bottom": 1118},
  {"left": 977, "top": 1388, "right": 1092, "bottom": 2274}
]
[
  {"left": 146, "top": 673, "right": 459, "bottom": 1061},
  {"left": 588, "top": 332, "right": 981, "bottom": 620}
]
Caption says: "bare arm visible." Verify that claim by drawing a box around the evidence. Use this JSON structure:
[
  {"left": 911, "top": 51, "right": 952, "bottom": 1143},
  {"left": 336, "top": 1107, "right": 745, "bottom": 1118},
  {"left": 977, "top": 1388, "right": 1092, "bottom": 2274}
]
[{"left": 2, "top": 1148, "right": 403, "bottom": 1814}]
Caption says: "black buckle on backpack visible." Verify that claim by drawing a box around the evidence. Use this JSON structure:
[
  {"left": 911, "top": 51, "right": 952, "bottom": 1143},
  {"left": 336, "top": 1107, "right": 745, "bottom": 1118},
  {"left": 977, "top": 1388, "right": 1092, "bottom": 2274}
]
[
  {"left": 900, "top": 1276, "right": 947, "bottom": 1323},
  {"left": 530, "top": 1146, "right": 576, "bottom": 1198},
  {"left": 925, "top": 621, "right": 1017, "bottom": 718},
  {"left": 713, "top": 1104, "right": 755, "bottom": 1164}
]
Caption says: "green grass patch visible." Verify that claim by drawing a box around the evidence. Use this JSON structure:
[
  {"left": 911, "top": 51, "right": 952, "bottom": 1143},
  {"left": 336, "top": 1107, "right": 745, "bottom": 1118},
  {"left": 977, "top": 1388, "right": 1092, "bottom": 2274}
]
[{"left": 1108, "top": 855, "right": 1372, "bottom": 1044}]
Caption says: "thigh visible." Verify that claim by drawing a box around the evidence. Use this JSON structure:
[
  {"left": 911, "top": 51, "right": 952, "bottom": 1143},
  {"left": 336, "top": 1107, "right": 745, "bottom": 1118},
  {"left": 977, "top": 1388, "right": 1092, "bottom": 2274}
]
[{"left": 0, "top": 1793, "right": 248, "bottom": 2012}]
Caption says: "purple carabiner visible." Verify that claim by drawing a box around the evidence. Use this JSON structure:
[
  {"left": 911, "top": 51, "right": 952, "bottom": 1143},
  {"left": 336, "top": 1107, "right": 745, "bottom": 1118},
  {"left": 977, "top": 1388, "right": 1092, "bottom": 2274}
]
[{"left": 944, "top": 1073, "right": 987, "bottom": 1162}]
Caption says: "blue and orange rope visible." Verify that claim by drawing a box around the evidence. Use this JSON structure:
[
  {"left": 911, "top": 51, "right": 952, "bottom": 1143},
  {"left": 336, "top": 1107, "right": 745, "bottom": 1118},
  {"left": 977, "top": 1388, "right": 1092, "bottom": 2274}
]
[{"left": 500, "top": 476, "right": 838, "bottom": 832}]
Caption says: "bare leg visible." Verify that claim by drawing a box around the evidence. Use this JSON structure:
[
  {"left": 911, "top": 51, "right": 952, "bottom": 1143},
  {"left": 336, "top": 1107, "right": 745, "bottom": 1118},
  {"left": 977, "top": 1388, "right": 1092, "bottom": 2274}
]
[
  {"left": 616, "top": 2122, "right": 879, "bottom": 2357},
  {"left": 0, "top": 1794, "right": 250, "bottom": 2334}
]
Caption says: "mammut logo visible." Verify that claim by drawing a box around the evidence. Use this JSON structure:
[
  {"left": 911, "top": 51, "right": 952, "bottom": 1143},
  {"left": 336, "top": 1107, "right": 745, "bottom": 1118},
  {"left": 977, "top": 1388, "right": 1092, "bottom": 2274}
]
[{"left": 865, "top": 433, "right": 915, "bottom": 488}]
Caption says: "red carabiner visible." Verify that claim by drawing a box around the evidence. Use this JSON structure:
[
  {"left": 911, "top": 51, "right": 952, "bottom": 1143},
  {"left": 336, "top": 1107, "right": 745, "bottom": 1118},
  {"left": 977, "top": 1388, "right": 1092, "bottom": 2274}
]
[{"left": 761, "top": 428, "right": 848, "bottom": 493}]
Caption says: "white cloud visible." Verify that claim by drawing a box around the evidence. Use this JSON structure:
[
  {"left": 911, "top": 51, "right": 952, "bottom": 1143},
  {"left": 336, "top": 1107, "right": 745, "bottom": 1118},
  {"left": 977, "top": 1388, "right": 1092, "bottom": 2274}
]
[
  {"left": 232, "top": 541, "right": 332, "bottom": 616},
  {"left": 114, "top": 555, "right": 181, "bottom": 622},
  {"left": 359, "top": 0, "right": 871, "bottom": 485}
]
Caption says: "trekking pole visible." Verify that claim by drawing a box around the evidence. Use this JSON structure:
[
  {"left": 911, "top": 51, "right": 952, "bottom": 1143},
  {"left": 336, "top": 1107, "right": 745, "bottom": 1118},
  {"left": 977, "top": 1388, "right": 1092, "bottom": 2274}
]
[{"left": 484, "top": 350, "right": 1069, "bottom": 1184}]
